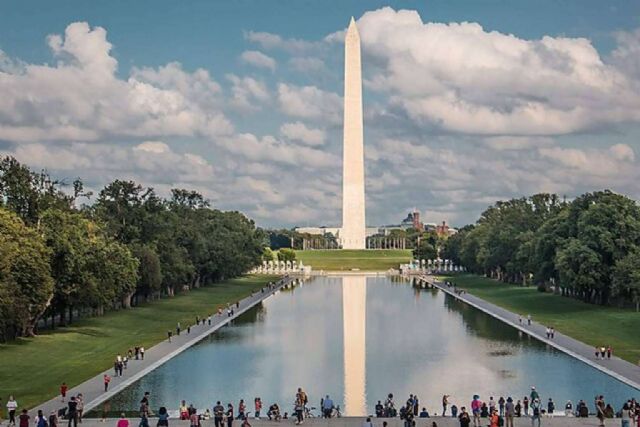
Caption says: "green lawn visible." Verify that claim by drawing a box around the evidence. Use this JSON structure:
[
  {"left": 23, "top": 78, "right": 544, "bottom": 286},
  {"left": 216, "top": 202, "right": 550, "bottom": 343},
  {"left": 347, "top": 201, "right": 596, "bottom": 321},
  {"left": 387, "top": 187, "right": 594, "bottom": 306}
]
[
  {"left": 0, "top": 275, "right": 275, "bottom": 409},
  {"left": 442, "top": 274, "right": 640, "bottom": 364},
  {"left": 295, "top": 249, "right": 412, "bottom": 271}
]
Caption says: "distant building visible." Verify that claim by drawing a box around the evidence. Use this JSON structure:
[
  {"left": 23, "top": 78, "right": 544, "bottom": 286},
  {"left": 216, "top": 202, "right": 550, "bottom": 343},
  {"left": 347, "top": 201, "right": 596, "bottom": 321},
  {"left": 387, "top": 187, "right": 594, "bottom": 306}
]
[{"left": 435, "top": 220, "right": 458, "bottom": 237}]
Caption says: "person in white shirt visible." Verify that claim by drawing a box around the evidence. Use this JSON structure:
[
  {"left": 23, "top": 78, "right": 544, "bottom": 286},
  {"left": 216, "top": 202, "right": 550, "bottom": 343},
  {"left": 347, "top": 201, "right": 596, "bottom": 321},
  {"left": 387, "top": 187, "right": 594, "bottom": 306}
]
[
  {"left": 362, "top": 417, "right": 373, "bottom": 427},
  {"left": 7, "top": 395, "right": 18, "bottom": 426}
]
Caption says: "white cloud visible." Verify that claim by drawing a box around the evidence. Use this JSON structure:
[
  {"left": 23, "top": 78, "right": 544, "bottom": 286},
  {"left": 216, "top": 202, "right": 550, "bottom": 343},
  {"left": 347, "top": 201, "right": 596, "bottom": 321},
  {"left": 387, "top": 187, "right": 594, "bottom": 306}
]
[
  {"left": 340, "top": 7, "right": 640, "bottom": 136},
  {"left": 277, "top": 83, "right": 341, "bottom": 123},
  {"left": 240, "top": 50, "right": 276, "bottom": 71},
  {"left": 244, "top": 31, "right": 316, "bottom": 53},
  {"left": 280, "top": 122, "right": 325, "bottom": 146},
  {"left": 0, "top": 22, "right": 233, "bottom": 144},
  {"left": 225, "top": 74, "right": 270, "bottom": 111},
  {"left": 288, "top": 57, "right": 326, "bottom": 73}
]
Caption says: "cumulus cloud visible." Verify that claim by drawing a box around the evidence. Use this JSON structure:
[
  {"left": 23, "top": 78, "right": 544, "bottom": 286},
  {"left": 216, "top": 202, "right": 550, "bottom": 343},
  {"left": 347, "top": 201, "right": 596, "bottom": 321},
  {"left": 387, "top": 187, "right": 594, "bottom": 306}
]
[
  {"left": 277, "top": 83, "right": 342, "bottom": 123},
  {"left": 244, "top": 31, "right": 317, "bottom": 53},
  {"left": 337, "top": 7, "right": 640, "bottom": 136},
  {"left": 226, "top": 74, "right": 270, "bottom": 111},
  {"left": 288, "top": 57, "right": 326, "bottom": 73},
  {"left": 280, "top": 122, "right": 326, "bottom": 146},
  {"left": 0, "top": 22, "right": 233, "bottom": 144},
  {"left": 240, "top": 50, "right": 276, "bottom": 71}
]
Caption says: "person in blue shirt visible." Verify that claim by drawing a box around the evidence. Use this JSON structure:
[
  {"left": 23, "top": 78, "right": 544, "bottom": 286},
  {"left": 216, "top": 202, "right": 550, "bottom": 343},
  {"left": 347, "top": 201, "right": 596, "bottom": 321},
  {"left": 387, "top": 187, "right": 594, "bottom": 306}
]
[
  {"left": 322, "top": 396, "right": 334, "bottom": 418},
  {"left": 419, "top": 408, "right": 430, "bottom": 418}
]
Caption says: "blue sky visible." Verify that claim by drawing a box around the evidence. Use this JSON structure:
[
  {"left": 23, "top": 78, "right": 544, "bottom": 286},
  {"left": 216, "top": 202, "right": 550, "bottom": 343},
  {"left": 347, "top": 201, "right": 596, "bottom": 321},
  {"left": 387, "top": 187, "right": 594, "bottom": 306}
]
[{"left": 1, "top": 1, "right": 639, "bottom": 227}]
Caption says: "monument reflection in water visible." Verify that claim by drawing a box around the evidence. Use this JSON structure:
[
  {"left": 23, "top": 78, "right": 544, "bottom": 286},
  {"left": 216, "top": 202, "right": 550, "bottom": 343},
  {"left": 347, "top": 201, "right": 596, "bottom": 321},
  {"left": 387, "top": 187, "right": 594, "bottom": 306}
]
[
  {"left": 107, "top": 275, "right": 639, "bottom": 415},
  {"left": 343, "top": 275, "right": 366, "bottom": 416}
]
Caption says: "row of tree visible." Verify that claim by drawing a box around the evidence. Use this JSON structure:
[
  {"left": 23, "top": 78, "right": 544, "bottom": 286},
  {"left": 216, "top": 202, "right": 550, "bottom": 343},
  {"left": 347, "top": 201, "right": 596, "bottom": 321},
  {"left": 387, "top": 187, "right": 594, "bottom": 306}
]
[
  {"left": 442, "top": 191, "right": 640, "bottom": 309},
  {"left": 0, "top": 156, "right": 264, "bottom": 341}
]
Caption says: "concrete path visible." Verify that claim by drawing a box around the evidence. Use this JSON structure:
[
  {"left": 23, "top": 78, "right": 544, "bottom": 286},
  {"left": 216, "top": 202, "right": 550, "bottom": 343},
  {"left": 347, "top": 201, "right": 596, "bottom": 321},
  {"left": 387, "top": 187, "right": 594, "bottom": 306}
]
[
  {"left": 29, "top": 276, "right": 292, "bottom": 418},
  {"left": 40, "top": 416, "right": 609, "bottom": 427},
  {"left": 418, "top": 275, "right": 640, "bottom": 390}
]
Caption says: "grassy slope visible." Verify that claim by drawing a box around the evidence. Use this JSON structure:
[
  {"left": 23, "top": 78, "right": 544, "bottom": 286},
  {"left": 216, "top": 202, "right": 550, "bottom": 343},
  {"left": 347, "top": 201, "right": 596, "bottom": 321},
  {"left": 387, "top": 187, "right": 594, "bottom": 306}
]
[
  {"left": 443, "top": 275, "right": 640, "bottom": 363},
  {"left": 295, "top": 249, "right": 412, "bottom": 271},
  {"left": 0, "top": 275, "right": 275, "bottom": 409}
]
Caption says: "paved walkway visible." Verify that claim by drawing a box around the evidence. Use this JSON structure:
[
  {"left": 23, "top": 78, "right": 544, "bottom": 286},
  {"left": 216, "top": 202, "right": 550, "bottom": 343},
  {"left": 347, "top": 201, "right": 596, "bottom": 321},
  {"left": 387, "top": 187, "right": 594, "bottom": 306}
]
[
  {"left": 29, "top": 276, "right": 293, "bottom": 418},
  {"left": 418, "top": 275, "right": 640, "bottom": 390},
  {"left": 44, "top": 416, "right": 607, "bottom": 427}
]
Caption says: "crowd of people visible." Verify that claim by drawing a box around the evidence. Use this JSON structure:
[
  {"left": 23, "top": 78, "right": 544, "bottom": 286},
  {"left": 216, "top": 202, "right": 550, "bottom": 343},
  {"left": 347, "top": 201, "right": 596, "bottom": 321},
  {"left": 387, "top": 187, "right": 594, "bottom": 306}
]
[{"left": 4, "top": 384, "right": 640, "bottom": 427}]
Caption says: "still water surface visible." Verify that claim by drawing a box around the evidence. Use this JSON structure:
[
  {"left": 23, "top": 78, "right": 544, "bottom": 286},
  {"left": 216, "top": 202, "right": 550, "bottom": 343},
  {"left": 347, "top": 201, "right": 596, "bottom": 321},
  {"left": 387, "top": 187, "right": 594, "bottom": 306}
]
[{"left": 109, "top": 275, "right": 638, "bottom": 415}]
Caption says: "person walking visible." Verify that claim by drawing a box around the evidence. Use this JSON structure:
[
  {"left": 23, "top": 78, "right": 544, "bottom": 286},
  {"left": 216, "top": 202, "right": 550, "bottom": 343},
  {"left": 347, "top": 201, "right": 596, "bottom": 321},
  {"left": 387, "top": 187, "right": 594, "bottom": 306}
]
[
  {"left": 254, "top": 398, "right": 262, "bottom": 419},
  {"left": 7, "top": 395, "right": 18, "bottom": 426},
  {"left": 621, "top": 402, "right": 632, "bottom": 427},
  {"left": 104, "top": 375, "right": 111, "bottom": 392},
  {"left": 18, "top": 410, "right": 29, "bottom": 427},
  {"left": 35, "top": 410, "right": 47, "bottom": 427},
  {"left": 322, "top": 396, "right": 334, "bottom": 418},
  {"left": 140, "top": 347, "right": 145, "bottom": 360},
  {"left": 607, "top": 346, "right": 612, "bottom": 360},
  {"left": 505, "top": 397, "right": 515, "bottom": 427},
  {"left": 167, "top": 331, "right": 172, "bottom": 343},
  {"left": 60, "top": 383, "right": 68, "bottom": 402},
  {"left": 527, "top": 314, "right": 531, "bottom": 325},
  {"left": 547, "top": 399, "right": 555, "bottom": 416}
]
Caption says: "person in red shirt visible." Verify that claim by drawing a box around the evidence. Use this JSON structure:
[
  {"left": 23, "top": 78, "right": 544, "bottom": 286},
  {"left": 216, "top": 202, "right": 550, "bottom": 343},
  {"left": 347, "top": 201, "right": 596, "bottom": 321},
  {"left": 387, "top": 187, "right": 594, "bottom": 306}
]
[
  {"left": 18, "top": 409, "right": 29, "bottom": 427},
  {"left": 60, "top": 382, "right": 68, "bottom": 402},
  {"left": 103, "top": 374, "right": 111, "bottom": 392}
]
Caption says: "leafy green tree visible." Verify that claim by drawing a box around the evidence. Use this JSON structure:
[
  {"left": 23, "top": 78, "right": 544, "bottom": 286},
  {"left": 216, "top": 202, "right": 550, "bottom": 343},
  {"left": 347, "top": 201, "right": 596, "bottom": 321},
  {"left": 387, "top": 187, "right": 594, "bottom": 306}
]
[
  {"left": 134, "top": 245, "right": 163, "bottom": 303},
  {"left": 0, "top": 208, "right": 54, "bottom": 337},
  {"left": 613, "top": 250, "right": 640, "bottom": 311},
  {"left": 413, "top": 240, "right": 437, "bottom": 261},
  {"left": 277, "top": 248, "right": 296, "bottom": 262}
]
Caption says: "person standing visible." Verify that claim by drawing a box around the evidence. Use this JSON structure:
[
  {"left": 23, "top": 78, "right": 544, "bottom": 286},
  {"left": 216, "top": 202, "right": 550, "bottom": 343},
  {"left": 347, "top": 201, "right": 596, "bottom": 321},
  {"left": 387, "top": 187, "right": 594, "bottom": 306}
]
[
  {"left": 67, "top": 396, "right": 78, "bottom": 427},
  {"left": 596, "top": 395, "right": 606, "bottom": 427},
  {"left": 238, "top": 400, "right": 246, "bottom": 420},
  {"left": 458, "top": 407, "right": 471, "bottom": 427},
  {"left": 77, "top": 394, "right": 84, "bottom": 424},
  {"left": 489, "top": 409, "right": 499, "bottom": 427},
  {"left": 322, "top": 396, "right": 334, "bottom": 418},
  {"left": 530, "top": 399, "right": 541, "bottom": 427},
  {"left": 49, "top": 411, "right": 58, "bottom": 427},
  {"left": 523, "top": 397, "right": 529, "bottom": 416},
  {"left": 226, "top": 404, "right": 234, "bottom": 427},
  {"left": 7, "top": 395, "right": 18, "bottom": 426},
  {"left": 505, "top": 397, "right": 515, "bottom": 427},
  {"left": 527, "top": 314, "right": 531, "bottom": 325},
  {"left": 140, "top": 347, "right": 145, "bottom": 360},
  {"left": 547, "top": 399, "right": 555, "bottom": 416},
  {"left": 60, "top": 383, "right": 68, "bottom": 402},
  {"left": 167, "top": 331, "right": 172, "bottom": 343},
  {"left": 621, "top": 402, "right": 632, "bottom": 427},
  {"left": 607, "top": 346, "right": 612, "bottom": 360},
  {"left": 442, "top": 395, "right": 449, "bottom": 417},
  {"left": 471, "top": 395, "right": 482, "bottom": 427},
  {"left": 214, "top": 402, "right": 224, "bottom": 427},
  {"left": 294, "top": 395, "right": 304, "bottom": 425},
  {"left": 254, "top": 398, "right": 262, "bottom": 419},
  {"left": 103, "top": 375, "right": 111, "bottom": 392},
  {"left": 498, "top": 397, "right": 505, "bottom": 417}
]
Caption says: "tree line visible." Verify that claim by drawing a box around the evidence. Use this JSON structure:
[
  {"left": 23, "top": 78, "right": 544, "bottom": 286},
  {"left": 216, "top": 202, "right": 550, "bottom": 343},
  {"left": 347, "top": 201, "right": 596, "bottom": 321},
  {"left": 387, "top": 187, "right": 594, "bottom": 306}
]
[
  {"left": 442, "top": 190, "right": 640, "bottom": 309},
  {"left": 0, "top": 156, "right": 264, "bottom": 341}
]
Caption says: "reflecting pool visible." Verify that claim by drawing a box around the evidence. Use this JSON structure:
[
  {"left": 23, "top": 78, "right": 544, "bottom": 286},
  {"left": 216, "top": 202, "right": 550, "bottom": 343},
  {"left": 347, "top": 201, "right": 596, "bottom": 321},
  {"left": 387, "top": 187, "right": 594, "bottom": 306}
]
[{"left": 108, "top": 275, "right": 638, "bottom": 415}]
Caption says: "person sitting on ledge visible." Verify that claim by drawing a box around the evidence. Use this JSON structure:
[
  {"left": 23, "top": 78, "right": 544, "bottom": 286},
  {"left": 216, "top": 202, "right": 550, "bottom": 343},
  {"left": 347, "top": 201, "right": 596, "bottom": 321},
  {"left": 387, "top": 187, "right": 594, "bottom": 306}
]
[{"left": 419, "top": 408, "right": 430, "bottom": 418}]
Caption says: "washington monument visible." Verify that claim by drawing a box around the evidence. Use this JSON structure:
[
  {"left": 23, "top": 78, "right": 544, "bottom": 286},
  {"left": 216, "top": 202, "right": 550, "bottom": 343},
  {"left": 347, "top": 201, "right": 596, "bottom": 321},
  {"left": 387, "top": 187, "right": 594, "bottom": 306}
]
[{"left": 341, "top": 17, "right": 366, "bottom": 249}]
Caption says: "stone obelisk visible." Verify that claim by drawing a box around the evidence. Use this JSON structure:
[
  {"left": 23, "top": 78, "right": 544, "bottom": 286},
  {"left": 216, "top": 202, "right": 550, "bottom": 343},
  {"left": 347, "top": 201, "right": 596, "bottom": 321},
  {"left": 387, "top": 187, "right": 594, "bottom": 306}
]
[{"left": 341, "top": 17, "right": 366, "bottom": 250}]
